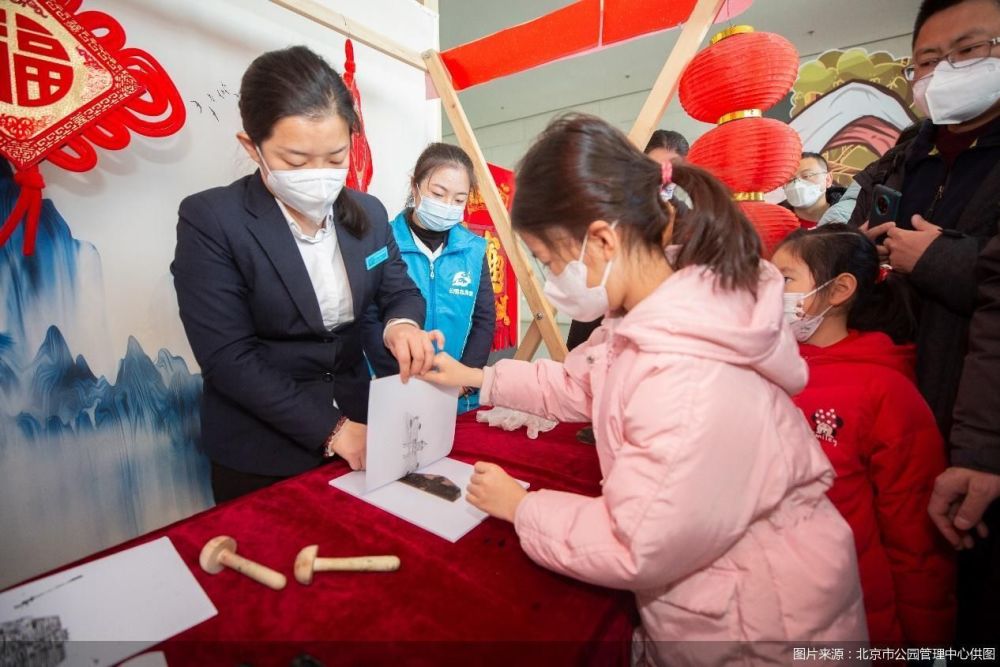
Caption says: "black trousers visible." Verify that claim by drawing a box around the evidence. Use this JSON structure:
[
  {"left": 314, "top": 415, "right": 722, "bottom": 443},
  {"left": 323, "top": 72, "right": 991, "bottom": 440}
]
[
  {"left": 210, "top": 462, "right": 286, "bottom": 504},
  {"left": 955, "top": 502, "right": 1000, "bottom": 652}
]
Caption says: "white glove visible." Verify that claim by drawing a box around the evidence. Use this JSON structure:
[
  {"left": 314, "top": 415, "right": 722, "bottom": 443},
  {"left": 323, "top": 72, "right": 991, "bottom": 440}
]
[{"left": 476, "top": 407, "right": 558, "bottom": 440}]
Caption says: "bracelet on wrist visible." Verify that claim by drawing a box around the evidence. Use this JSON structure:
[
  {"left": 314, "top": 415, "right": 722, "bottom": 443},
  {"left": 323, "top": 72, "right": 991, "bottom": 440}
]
[{"left": 324, "top": 416, "right": 350, "bottom": 458}]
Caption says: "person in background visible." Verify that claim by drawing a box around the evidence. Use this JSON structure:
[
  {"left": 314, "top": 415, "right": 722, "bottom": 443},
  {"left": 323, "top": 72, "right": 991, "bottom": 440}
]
[
  {"left": 362, "top": 143, "right": 494, "bottom": 413},
  {"left": 774, "top": 225, "right": 955, "bottom": 647},
  {"left": 422, "top": 114, "right": 867, "bottom": 664},
  {"left": 820, "top": 124, "right": 923, "bottom": 227},
  {"left": 929, "top": 232, "right": 1000, "bottom": 646},
  {"left": 172, "top": 46, "right": 435, "bottom": 503},
  {"left": 780, "top": 152, "right": 846, "bottom": 229},
  {"left": 844, "top": 0, "right": 1000, "bottom": 645},
  {"left": 643, "top": 128, "right": 690, "bottom": 165}
]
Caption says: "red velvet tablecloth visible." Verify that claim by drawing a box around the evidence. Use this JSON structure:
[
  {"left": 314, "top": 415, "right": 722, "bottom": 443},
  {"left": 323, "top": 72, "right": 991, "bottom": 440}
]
[{"left": 24, "top": 414, "right": 636, "bottom": 666}]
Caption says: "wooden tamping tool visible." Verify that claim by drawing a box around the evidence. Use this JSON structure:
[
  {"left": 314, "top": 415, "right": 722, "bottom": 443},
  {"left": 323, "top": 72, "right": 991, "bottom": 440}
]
[
  {"left": 294, "top": 545, "right": 401, "bottom": 585},
  {"left": 199, "top": 535, "right": 287, "bottom": 590}
]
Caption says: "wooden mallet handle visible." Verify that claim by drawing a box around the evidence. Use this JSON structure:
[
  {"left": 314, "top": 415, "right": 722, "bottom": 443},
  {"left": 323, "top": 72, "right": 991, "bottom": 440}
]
[
  {"left": 200, "top": 536, "right": 286, "bottom": 590},
  {"left": 219, "top": 550, "right": 287, "bottom": 590},
  {"left": 314, "top": 555, "right": 401, "bottom": 572}
]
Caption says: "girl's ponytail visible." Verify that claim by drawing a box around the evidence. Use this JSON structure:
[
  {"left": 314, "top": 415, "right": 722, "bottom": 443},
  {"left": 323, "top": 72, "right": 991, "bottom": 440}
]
[{"left": 669, "top": 165, "right": 763, "bottom": 293}]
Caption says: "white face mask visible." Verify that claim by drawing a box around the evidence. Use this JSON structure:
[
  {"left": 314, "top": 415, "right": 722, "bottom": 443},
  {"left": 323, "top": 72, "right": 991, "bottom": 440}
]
[
  {"left": 415, "top": 194, "right": 465, "bottom": 232},
  {"left": 783, "top": 279, "right": 834, "bottom": 343},
  {"left": 784, "top": 179, "right": 825, "bottom": 209},
  {"left": 257, "top": 146, "right": 348, "bottom": 223},
  {"left": 542, "top": 224, "right": 616, "bottom": 322},
  {"left": 912, "top": 57, "right": 1000, "bottom": 125}
]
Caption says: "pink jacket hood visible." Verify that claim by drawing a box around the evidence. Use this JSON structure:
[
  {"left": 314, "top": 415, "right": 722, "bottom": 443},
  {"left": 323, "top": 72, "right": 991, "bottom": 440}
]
[{"left": 612, "top": 261, "right": 807, "bottom": 396}]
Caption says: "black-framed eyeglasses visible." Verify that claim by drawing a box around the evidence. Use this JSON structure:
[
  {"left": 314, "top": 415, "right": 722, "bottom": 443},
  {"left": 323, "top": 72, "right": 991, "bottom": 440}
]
[{"left": 904, "top": 36, "right": 1000, "bottom": 81}]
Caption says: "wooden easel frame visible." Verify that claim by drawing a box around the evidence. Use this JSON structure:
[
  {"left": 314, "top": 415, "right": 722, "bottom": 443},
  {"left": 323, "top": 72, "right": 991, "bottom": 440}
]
[{"left": 271, "top": 0, "right": 725, "bottom": 362}]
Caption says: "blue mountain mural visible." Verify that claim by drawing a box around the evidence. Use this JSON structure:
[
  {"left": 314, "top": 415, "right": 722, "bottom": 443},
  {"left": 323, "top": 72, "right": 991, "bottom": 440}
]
[
  {"left": 0, "top": 163, "right": 211, "bottom": 588},
  {"left": 14, "top": 326, "right": 202, "bottom": 443}
]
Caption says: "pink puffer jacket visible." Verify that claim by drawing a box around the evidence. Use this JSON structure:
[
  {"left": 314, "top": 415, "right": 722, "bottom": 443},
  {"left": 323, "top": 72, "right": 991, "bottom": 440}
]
[{"left": 482, "top": 262, "right": 868, "bottom": 665}]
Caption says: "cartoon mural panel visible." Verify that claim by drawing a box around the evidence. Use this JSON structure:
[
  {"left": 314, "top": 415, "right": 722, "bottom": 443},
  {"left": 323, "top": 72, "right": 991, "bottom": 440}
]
[{"left": 787, "top": 47, "right": 921, "bottom": 185}]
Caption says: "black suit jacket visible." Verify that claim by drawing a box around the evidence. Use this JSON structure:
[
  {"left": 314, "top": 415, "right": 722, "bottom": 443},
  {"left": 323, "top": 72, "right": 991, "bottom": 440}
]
[{"left": 171, "top": 173, "right": 425, "bottom": 476}]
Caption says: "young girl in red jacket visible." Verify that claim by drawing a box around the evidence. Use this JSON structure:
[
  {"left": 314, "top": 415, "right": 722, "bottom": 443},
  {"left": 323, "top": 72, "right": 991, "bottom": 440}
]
[{"left": 773, "top": 223, "right": 955, "bottom": 647}]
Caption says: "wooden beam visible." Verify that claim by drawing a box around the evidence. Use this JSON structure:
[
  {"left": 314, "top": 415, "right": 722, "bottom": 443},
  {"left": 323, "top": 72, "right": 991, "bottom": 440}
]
[
  {"left": 514, "top": 321, "right": 543, "bottom": 361},
  {"left": 270, "top": 0, "right": 427, "bottom": 71},
  {"left": 627, "top": 0, "right": 726, "bottom": 148},
  {"left": 423, "top": 49, "right": 568, "bottom": 362}
]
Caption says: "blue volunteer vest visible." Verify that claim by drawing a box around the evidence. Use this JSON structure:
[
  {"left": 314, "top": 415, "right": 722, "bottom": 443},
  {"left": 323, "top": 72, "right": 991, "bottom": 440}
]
[{"left": 390, "top": 211, "right": 487, "bottom": 365}]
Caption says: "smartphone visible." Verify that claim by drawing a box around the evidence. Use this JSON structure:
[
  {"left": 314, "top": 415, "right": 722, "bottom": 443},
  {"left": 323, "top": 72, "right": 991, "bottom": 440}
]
[{"left": 870, "top": 185, "right": 902, "bottom": 243}]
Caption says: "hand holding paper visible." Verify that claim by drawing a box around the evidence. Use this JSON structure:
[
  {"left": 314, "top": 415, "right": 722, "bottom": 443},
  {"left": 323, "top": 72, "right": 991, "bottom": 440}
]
[
  {"left": 421, "top": 351, "right": 484, "bottom": 389},
  {"left": 330, "top": 374, "right": 528, "bottom": 541},
  {"left": 467, "top": 462, "right": 528, "bottom": 522},
  {"left": 330, "top": 420, "right": 366, "bottom": 470},
  {"left": 386, "top": 326, "right": 445, "bottom": 382}
]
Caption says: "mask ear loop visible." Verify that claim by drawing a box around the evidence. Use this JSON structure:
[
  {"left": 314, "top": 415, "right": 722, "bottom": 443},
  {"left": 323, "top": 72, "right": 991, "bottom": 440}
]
[
  {"left": 580, "top": 222, "right": 619, "bottom": 286},
  {"left": 799, "top": 278, "right": 837, "bottom": 317},
  {"left": 255, "top": 145, "right": 273, "bottom": 178}
]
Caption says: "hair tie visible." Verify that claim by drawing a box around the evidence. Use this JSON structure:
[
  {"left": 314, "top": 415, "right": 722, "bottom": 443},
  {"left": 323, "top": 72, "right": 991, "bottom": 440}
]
[
  {"left": 661, "top": 161, "right": 673, "bottom": 186},
  {"left": 877, "top": 264, "right": 891, "bottom": 284},
  {"left": 658, "top": 161, "right": 675, "bottom": 202}
]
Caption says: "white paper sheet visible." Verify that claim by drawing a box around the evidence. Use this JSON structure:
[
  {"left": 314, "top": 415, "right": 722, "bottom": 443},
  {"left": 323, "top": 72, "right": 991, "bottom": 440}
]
[
  {"left": 364, "top": 375, "right": 459, "bottom": 492},
  {"left": 331, "top": 457, "right": 527, "bottom": 542},
  {"left": 0, "top": 537, "right": 217, "bottom": 667}
]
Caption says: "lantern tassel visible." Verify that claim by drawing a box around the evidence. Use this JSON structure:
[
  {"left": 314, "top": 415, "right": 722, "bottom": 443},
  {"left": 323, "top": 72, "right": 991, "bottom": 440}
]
[{"left": 0, "top": 165, "right": 46, "bottom": 256}]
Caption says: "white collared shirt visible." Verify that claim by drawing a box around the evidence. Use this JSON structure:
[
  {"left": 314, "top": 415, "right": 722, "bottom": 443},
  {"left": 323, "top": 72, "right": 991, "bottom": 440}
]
[{"left": 276, "top": 200, "right": 354, "bottom": 330}]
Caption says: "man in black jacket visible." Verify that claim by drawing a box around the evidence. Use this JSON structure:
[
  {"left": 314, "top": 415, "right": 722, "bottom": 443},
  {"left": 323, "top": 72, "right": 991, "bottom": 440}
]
[
  {"left": 849, "top": 0, "right": 1000, "bottom": 648},
  {"left": 929, "top": 234, "right": 1000, "bottom": 646},
  {"left": 850, "top": 0, "right": 1000, "bottom": 439}
]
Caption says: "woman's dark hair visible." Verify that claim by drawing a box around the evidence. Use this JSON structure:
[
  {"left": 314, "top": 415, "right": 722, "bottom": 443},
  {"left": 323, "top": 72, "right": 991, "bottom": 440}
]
[
  {"left": 776, "top": 223, "right": 916, "bottom": 343},
  {"left": 408, "top": 143, "right": 477, "bottom": 205},
  {"left": 239, "top": 46, "right": 368, "bottom": 237},
  {"left": 512, "top": 114, "right": 762, "bottom": 293},
  {"left": 644, "top": 129, "right": 690, "bottom": 157}
]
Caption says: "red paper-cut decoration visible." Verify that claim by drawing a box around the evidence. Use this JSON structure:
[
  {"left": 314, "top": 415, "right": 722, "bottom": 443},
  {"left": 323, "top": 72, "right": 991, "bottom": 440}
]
[
  {"left": 0, "top": 0, "right": 185, "bottom": 255},
  {"left": 440, "top": 0, "right": 753, "bottom": 91},
  {"left": 342, "top": 39, "right": 373, "bottom": 193},
  {"left": 464, "top": 164, "right": 518, "bottom": 351},
  {"left": 680, "top": 26, "right": 801, "bottom": 256}
]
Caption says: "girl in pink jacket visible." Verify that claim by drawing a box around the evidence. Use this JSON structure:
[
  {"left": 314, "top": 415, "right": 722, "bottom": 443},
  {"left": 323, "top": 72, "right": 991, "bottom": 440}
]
[{"left": 423, "top": 115, "right": 867, "bottom": 665}]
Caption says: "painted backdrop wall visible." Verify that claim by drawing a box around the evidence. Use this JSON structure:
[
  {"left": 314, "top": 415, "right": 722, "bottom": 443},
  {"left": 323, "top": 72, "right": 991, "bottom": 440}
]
[{"left": 0, "top": 0, "right": 440, "bottom": 589}]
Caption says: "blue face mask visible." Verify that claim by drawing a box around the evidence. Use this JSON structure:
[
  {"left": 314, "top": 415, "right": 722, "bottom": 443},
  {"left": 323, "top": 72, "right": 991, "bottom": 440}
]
[{"left": 415, "top": 195, "right": 465, "bottom": 232}]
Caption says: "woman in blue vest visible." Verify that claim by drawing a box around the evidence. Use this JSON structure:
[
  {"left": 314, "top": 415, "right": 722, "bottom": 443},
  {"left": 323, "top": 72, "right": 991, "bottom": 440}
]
[{"left": 363, "top": 143, "right": 494, "bottom": 412}]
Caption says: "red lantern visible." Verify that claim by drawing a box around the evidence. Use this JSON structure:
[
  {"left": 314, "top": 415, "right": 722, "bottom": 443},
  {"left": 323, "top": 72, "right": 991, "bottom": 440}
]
[
  {"left": 738, "top": 201, "right": 799, "bottom": 257},
  {"left": 687, "top": 118, "right": 801, "bottom": 193},
  {"left": 680, "top": 25, "right": 801, "bottom": 255},
  {"left": 679, "top": 29, "right": 798, "bottom": 123}
]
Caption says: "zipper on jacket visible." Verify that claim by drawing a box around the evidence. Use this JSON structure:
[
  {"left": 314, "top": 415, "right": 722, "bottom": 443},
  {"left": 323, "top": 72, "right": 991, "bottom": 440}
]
[
  {"left": 926, "top": 169, "right": 949, "bottom": 222},
  {"left": 428, "top": 259, "right": 436, "bottom": 330}
]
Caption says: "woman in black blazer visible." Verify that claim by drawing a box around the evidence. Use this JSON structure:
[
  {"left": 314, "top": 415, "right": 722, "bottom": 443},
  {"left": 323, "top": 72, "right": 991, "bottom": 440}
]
[{"left": 172, "top": 46, "right": 438, "bottom": 503}]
